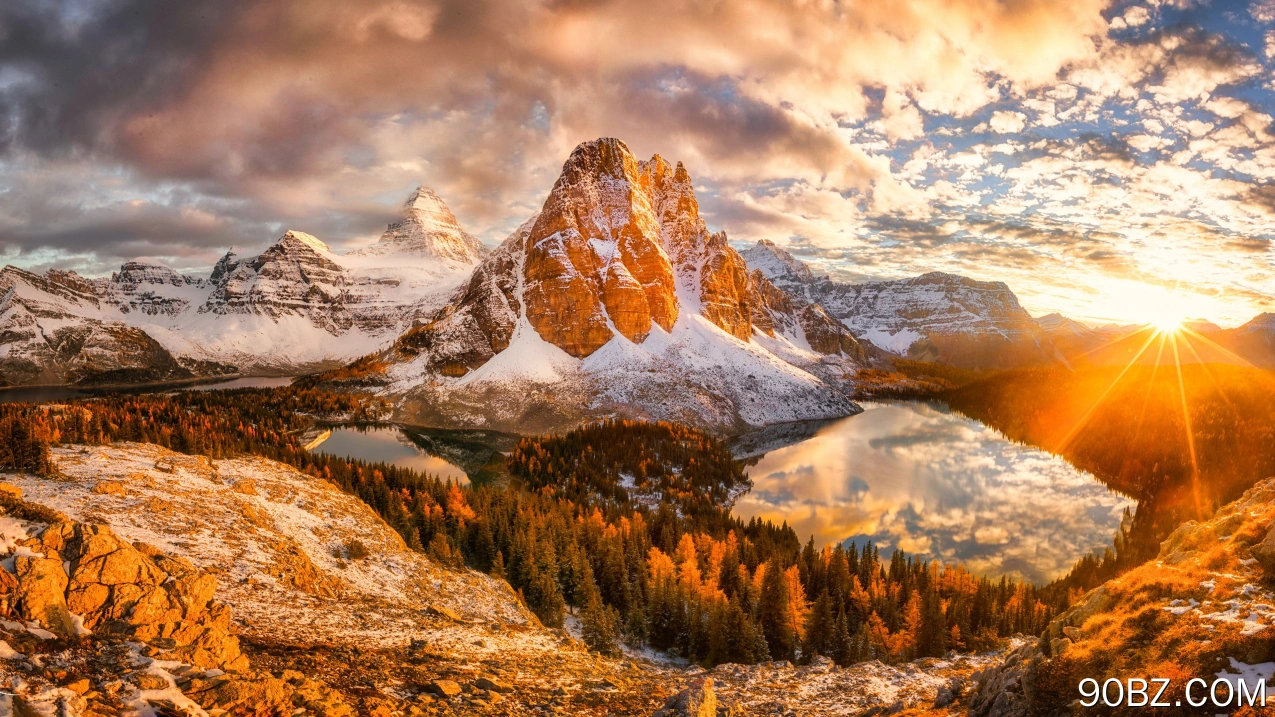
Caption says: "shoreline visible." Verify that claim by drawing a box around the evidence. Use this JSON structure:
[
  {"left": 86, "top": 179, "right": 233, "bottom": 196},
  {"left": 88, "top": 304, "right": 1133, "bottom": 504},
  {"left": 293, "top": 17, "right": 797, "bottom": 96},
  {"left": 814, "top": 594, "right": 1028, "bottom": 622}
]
[{"left": 0, "top": 373, "right": 297, "bottom": 396}]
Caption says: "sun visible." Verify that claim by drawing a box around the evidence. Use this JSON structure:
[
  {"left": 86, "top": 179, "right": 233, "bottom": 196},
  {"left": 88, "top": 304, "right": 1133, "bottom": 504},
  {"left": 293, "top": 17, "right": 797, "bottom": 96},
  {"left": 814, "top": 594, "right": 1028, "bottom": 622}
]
[{"left": 1151, "top": 315, "right": 1184, "bottom": 334}]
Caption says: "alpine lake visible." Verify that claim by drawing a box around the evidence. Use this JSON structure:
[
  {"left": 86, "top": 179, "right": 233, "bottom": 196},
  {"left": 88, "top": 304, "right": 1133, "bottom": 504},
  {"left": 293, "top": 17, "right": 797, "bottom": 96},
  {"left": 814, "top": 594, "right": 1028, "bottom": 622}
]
[{"left": 4, "top": 376, "right": 1131, "bottom": 583}]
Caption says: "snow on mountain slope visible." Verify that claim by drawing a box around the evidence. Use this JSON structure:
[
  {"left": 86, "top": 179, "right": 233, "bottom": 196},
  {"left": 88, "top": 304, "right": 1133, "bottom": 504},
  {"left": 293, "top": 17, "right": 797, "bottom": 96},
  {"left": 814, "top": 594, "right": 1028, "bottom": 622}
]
[
  {"left": 0, "top": 188, "right": 484, "bottom": 383},
  {"left": 353, "top": 139, "right": 866, "bottom": 433},
  {"left": 0, "top": 266, "right": 192, "bottom": 386},
  {"left": 739, "top": 239, "right": 818, "bottom": 302},
  {"left": 106, "top": 257, "right": 209, "bottom": 318},
  {"left": 743, "top": 240, "right": 1053, "bottom": 369}
]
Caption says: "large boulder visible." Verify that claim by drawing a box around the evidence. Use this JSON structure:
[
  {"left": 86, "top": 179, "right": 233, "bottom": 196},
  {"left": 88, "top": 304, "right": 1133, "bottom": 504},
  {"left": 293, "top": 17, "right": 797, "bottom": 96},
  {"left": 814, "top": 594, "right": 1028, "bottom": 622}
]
[
  {"left": 1, "top": 517, "right": 247, "bottom": 671},
  {"left": 653, "top": 677, "right": 717, "bottom": 717},
  {"left": 14, "top": 554, "right": 75, "bottom": 634}
]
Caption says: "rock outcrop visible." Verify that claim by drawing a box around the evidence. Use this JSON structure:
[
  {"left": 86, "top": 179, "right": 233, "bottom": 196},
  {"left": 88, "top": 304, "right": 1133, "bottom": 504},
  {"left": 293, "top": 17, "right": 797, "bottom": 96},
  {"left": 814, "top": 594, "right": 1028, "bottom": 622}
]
[
  {"left": 0, "top": 488, "right": 247, "bottom": 672},
  {"left": 652, "top": 677, "right": 716, "bottom": 717},
  {"left": 523, "top": 138, "right": 679, "bottom": 356},
  {"left": 968, "top": 477, "right": 1275, "bottom": 717},
  {"left": 638, "top": 155, "right": 754, "bottom": 341}
]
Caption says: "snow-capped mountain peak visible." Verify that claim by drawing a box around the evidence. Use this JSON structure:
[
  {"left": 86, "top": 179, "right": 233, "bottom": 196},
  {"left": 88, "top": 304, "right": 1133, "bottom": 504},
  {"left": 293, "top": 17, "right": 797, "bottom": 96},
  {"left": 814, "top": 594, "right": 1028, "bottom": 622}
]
[
  {"left": 740, "top": 240, "right": 817, "bottom": 299},
  {"left": 354, "top": 185, "right": 487, "bottom": 264},
  {"left": 347, "top": 138, "right": 867, "bottom": 432},
  {"left": 277, "top": 229, "right": 333, "bottom": 255}
]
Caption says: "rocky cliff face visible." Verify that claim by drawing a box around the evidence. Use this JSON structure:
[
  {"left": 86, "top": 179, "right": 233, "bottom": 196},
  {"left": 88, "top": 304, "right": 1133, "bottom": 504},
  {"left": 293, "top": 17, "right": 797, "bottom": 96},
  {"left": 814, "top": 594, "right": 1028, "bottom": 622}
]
[
  {"left": 106, "top": 258, "right": 207, "bottom": 317},
  {"left": 522, "top": 139, "right": 678, "bottom": 356},
  {"left": 743, "top": 241, "right": 1052, "bottom": 369},
  {"left": 357, "top": 138, "right": 869, "bottom": 432},
  {"left": 638, "top": 155, "right": 754, "bottom": 341},
  {"left": 395, "top": 217, "right": 532, "bottom": 377},
  {"left": 201, "top": 231, "right": 355, "bottom": 333}
]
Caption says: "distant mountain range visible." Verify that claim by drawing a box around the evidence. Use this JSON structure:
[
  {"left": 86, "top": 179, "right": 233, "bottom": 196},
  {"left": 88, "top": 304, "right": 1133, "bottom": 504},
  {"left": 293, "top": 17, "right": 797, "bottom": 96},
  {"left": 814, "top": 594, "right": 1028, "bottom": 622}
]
[
  {"left": 742, "top": 241, "right": 1052, "bottom": 368},
  {"left": 5, "top": 136, "right": 1272, "bottom": 426},
  {"left": 0, "top": 187, "right": 484, "bottom": 385},
  {"left": 1036, "top": 311, "right": 1275, "bottom": 368}
]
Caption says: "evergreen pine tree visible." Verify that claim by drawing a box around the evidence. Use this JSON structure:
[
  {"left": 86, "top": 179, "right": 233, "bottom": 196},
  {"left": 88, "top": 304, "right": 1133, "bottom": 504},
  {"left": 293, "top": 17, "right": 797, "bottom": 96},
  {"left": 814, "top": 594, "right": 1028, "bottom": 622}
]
[
  {"left": 580, "top": 576, "right": 621, "bottom": 656},
  {"left": 759, "top": 558, "right": 795, "bottom": 662},
  {"left": 802, "top": 589, "right": 834, "bottom": 662}
]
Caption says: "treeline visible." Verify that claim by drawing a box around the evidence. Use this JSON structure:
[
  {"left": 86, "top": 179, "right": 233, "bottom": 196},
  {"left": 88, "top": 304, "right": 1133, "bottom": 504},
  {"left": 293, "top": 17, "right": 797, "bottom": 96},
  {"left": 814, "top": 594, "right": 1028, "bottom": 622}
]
[
  {"left": 0, "top": 389, "right": 1054, "bottom": 666},
  {"left": 507, "top": 419, "right": 751, "bottom": 528},
  {"left": 943, "top": 362, "right": 1275, "bottom": 597}
]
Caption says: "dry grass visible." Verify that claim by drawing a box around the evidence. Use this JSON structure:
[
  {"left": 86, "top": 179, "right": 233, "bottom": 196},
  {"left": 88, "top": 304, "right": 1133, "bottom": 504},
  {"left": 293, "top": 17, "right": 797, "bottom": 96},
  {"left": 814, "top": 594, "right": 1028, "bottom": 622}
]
[{"left": 1030, "top": 480, "right": 1275, "bottom": 715}]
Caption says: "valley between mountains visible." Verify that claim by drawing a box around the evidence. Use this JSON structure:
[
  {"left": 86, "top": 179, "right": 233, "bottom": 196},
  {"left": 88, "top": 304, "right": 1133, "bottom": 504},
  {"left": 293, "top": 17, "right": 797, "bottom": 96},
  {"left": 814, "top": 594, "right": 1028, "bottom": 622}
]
[{"left": 0, "top": 138, "right": 1271, "bottom": 717}]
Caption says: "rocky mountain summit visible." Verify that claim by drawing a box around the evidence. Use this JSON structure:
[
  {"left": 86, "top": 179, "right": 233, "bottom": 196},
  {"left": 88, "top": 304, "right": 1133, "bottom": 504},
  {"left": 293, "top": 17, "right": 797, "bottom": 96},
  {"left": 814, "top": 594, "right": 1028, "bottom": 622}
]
[
  {"left": 336, "top": 138, "right": 869, "bottom": 433},
  {"left": 106, "top": 258, "right": 208, "bottom": 318},
  {"left": 0, "top": 189, "right": 486, "bottom": 385},
  {"left": 742, "top": 241, "right": 1053, "bottom": 368},
  {"left": 354, "top": 186, "right": 487, "bottom": 264}
]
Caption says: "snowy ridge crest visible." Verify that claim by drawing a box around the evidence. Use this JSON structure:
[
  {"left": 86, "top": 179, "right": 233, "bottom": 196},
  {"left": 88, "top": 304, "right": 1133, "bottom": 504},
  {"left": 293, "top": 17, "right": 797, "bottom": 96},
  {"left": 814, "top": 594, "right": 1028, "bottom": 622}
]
[
  {"left": 0, "top": 188, "right": 485, "bottom": 383},
  {"left": 742, "top": 240, "right": 1053, "bottom": 368}
]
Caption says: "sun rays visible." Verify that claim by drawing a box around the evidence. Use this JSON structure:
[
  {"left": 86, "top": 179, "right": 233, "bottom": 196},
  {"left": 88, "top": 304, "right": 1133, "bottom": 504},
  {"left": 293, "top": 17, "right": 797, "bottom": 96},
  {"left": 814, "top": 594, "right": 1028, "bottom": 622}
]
[{"left": 1051, "top": 317, "right": 1257, "bottom": 520}]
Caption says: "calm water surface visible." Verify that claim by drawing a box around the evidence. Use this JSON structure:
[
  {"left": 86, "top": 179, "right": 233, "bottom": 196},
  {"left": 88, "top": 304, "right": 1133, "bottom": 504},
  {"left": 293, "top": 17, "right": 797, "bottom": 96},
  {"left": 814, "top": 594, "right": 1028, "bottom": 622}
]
[
  {"left": 732, "top": 401, "right": 1133, "bottom": 583},
  {"left": 307, "top": 425, "right": 470, "bottom": 483}
]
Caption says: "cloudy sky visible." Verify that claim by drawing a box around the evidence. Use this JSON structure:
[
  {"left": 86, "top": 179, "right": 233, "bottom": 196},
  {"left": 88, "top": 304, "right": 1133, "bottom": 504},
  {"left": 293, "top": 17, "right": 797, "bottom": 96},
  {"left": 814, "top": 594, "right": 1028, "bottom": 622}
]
[{"left": 1, "top": 0, "right": 1273, "bottom": 326}]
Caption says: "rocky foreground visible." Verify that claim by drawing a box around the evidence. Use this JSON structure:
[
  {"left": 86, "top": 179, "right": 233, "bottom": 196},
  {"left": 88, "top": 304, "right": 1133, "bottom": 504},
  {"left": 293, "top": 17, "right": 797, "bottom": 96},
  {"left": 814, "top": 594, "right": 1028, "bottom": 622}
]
[{"left": 0, "top": 443, "right": 1019, "bottom": 716}]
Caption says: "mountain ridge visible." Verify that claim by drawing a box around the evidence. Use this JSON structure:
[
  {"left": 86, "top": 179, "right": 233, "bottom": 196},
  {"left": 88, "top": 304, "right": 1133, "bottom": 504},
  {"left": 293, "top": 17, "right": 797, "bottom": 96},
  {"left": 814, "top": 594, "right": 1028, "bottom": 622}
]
[
  {"left": 0, "top": 189, "right": 487, "bottom": 385},
  {"left": 741, "top": 240, "right": 1054, "bottom": 368}
]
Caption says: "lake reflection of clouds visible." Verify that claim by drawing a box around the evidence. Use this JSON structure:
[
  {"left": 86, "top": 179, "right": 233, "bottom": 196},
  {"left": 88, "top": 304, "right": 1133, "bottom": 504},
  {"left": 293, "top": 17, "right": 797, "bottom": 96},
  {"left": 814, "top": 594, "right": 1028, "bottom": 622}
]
[
  {"left": 316, "top": 426, "right": 469, "bottom": 483},
  {"left": 732, "top": 401, "right": 1134, "bottom": 583}
]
